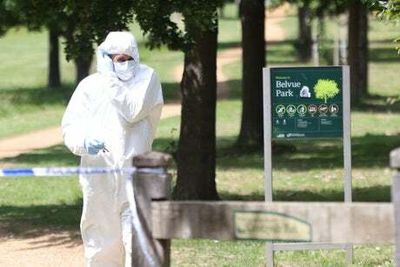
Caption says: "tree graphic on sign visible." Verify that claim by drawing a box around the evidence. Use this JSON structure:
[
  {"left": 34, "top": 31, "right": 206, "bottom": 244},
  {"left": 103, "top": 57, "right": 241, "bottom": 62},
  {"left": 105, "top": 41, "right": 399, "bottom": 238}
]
[{"left": 313, "top": 79, "right": 340, "bottom": 103}]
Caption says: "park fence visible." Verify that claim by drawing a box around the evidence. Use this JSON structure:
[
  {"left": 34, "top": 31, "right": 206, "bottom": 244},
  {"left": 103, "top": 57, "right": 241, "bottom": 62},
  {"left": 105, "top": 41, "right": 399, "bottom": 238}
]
[{"left": 130, "top": 150, "right": 400, "bottom": 267}]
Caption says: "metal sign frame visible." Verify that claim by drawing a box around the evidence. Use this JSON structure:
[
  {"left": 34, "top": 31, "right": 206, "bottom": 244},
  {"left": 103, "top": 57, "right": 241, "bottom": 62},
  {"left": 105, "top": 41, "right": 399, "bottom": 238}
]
[{"left": 263, "top": 66, "right": 352, "bottom": 266}]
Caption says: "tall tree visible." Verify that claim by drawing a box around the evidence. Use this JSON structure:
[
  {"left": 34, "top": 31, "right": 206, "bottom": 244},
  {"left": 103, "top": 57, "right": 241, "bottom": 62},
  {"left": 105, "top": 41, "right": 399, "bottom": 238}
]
[
  {"left": 348, "top": 0, "right": 369, "bottom": 104},
  {"left": 237, "top": 0, "right": 265, "bottom": 148},
  {"left": 48, "top": 27, "right": 61, "bottom": 88},
  {"left": 133, "top": 1, "right": 223, "bottom": 200},
  {"left": 176, "top": 19, "right": 219, "bottom": 200},
  {"left": 297, "top": 3, "right": 313, "bottom": 61}
]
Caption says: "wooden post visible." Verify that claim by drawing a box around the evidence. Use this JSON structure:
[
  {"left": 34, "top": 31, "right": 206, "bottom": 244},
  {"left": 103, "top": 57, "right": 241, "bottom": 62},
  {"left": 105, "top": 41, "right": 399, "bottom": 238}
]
[
  {"left": 391, "top": 148, "right": 400, "bottom": 267},
  {"left": 131, "top": 152, "right": 172, "bottom": 267}
]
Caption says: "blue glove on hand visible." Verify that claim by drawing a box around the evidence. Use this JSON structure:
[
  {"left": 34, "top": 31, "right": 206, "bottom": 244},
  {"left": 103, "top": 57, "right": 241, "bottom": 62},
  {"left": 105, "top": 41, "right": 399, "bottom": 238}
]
[
  {"left": 84, "top": 138, "right": 105, "bottom": 155},
  {"left": 96, "top": 49, "right": 114, "bottom": 75}
]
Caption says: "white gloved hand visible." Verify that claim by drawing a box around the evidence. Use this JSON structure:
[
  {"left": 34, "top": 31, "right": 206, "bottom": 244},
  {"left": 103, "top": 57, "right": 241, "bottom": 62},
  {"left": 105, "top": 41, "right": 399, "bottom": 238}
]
[
  {"left": 97, "top": 49, "right": 115, "bottom": 76},
  {"left": 106, "top": 75, "right": 124, "bottom": 100}
]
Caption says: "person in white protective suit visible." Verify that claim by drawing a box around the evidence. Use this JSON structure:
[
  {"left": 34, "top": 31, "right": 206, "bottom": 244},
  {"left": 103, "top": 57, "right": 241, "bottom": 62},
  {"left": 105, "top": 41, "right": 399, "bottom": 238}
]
[{"left": 61, "top": 32, "right": 163, "bottom": 266}]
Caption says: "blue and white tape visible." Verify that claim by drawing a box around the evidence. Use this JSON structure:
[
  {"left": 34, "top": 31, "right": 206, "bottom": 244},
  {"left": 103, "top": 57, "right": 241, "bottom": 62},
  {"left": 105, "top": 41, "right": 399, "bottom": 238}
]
[{"left": 0, "top": 167, "right": 165, "bottom": 177}]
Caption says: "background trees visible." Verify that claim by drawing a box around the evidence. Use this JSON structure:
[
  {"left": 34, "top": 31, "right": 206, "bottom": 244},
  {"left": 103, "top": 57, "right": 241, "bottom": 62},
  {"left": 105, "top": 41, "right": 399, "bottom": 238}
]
[
  {"left": 0, "top": 0, "right": 19, "bottom": 36},
  {"left": 237, "top": 0, "right": 265, "bottom": 148},
  {"left": 1, "top": 0, "right": 386, "bottom": 200},
  {"left": 273, "top": 0, "right": 369, "bottom": 105},
  {"left": 3, "top": 0, "right": 135, "bottom": 85}
]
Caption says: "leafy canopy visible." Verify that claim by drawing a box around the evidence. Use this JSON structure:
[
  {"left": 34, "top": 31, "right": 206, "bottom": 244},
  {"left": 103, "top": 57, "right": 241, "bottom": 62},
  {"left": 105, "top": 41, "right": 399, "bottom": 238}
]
[
  {"left": 132, "top": 0, "right": 225, "bottom": 51},
  {"left": 2, "top": 0, "right": 135, "bottom": 61},
  {"left": 0, "top": 0, "right": 19, "bottom": 36}
]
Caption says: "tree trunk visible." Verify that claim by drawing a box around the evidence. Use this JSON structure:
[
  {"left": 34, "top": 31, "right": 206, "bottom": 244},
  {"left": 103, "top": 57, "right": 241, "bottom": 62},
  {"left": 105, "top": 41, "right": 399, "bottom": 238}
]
[
  {"left": 311, "top": 18, "right": 319, "bottom": 65},
  {"left": 348, "top": 0, "right": 368, "bottom": 105},
  {"left": 237, "top": 0, "right": 265, "bottom": 148},
  {"left": 297, "top": 5, "right": 312, "bottom": 62},
  {"left": 48, "top": 28, "right": 61, "bottom": 89},
  {"left": 74, "top": 55, "right": 92, "bottom": 84},
  {"left": 174, "top": 17, "right": 219, "bottom": 200}
]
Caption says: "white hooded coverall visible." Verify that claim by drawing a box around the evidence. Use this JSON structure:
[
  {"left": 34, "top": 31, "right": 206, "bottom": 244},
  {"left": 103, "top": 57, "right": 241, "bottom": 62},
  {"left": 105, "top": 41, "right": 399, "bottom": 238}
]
[{"left": 62, "top": 32, "right": 163, "bottom": 266}]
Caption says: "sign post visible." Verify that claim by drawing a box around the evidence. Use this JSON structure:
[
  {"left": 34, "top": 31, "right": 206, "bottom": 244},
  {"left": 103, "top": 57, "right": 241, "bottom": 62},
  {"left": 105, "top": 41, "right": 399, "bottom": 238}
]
[{"left": 263, "top": 66, "right": 352, "bottom": 266}]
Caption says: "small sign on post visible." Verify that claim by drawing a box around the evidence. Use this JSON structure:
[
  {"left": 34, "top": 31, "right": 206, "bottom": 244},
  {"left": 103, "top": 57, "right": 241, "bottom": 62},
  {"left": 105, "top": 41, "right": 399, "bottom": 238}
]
[{"left": 263, "top": 66, "right": 352, "bottom": 267}]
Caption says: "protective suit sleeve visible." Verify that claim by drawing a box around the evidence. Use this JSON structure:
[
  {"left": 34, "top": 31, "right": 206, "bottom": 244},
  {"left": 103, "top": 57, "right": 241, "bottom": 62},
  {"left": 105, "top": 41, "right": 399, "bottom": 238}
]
[
  {"left": 61, "top": 81, "right": 90, "bottom": 156},
  {"left": 110, "top": 71, "right": 163, "bottom": 124}
]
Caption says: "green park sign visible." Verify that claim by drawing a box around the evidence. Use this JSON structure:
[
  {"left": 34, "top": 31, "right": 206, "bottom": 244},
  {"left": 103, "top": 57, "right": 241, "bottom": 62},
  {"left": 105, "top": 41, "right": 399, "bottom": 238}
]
[
  {"left": 270, "top": 67, "right": 344, "bottom": 139},
  {"left": 263, "top": 66, "right": 351, "bottom": 203}
]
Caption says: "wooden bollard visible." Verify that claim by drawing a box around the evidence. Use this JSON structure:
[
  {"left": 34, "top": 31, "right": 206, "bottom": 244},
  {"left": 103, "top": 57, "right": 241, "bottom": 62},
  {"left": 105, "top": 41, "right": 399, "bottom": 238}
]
[
  {"left": 131, "top": 152, "right": 172, "bottom": 267},
  {"left": 391, "top": 147, "right": 400, "bottom": 267}
]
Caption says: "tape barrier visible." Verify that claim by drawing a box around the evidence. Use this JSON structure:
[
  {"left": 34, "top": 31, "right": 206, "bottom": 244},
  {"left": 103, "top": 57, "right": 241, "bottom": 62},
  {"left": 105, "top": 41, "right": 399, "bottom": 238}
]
[{"left": 0, "top": 167, "right": 166, "bottom": 177}]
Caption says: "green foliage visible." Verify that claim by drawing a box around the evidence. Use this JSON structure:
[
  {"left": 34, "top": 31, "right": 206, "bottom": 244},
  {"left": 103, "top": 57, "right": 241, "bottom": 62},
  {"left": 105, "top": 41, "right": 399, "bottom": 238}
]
[
  {"left": 0, "top": 0, "right": 19, "bottom": 36},
  {"left": 60, "top": 0, "right": 135, "bottom": 61},
  {"left": 364, "top": 0, "right": 400, "bottom": 52},
  {"left": 3, "top": 0, "right": 228, "bottom": 63},
  {"left": 313, "top": 79, "right": 340, "bottom": 103},
  {"left": 132, "top": 0, "right": 225, "bottom": 51}
]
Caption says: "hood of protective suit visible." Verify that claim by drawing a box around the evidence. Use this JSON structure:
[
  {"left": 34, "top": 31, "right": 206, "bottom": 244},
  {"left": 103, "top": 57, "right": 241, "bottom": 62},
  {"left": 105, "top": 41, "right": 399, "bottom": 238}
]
[
  {"left": 98, "top": 32, "right": 140, "bottom": 63},
  {"left": 97, "top": 32, "right": 140, "bottom": 80}
]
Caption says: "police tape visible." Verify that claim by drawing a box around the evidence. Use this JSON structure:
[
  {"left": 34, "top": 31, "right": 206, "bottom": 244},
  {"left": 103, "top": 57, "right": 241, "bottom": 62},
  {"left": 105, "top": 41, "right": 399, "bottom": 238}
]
[{"left": 0, "top": 167, "right": 166, "bottom": 177}]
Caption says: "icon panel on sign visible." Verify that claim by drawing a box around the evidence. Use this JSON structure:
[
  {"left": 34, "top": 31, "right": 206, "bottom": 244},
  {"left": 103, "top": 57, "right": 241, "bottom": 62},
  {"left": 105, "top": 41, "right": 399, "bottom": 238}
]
[
  {"left": 297, "top": 104, "right": 307, "bottom": 116},
  {"left": 308, "top": 104, "right": 317, "bottom": 115},
  {"left": 276, "top": 104, "right": 286, "bottom": 117},
  {"left": 329, "top": 104, "right": 339, "bottom": 114},
  {"left": 318, "top": 104, "right": 328, "bottom": 115},
  {"left": 286, "top": 105, "right": 296, "bottom": 116}
]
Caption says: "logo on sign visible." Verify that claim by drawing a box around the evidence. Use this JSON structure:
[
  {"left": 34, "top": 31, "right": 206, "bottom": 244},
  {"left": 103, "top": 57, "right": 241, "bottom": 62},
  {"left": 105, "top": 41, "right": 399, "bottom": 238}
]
[{"left": 300, "top": 86, "right": 311, "bottom": 98}]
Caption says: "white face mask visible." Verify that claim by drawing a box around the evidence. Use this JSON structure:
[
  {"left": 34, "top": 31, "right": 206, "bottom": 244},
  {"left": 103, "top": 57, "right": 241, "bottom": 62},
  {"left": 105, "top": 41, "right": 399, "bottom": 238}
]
[{"left": 113, "top": 60, "right": 137, "bottom": 81}]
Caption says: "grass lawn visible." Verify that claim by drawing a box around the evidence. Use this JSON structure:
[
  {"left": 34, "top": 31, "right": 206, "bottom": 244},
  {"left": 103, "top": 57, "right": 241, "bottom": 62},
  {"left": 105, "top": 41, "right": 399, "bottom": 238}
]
[{"left": 1, "top": 3, "right": 400, "bottom": 266}]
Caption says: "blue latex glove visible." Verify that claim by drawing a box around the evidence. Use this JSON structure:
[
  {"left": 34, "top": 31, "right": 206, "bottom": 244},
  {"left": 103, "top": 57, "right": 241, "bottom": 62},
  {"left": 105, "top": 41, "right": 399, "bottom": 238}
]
[
  {"left": 96, "top": 48, "right": 114, "bottom": 75},
  {"left": 84, "top": 138, "right": 105, "bottom": 155}
]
